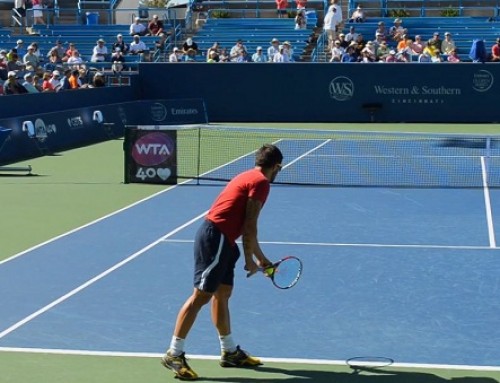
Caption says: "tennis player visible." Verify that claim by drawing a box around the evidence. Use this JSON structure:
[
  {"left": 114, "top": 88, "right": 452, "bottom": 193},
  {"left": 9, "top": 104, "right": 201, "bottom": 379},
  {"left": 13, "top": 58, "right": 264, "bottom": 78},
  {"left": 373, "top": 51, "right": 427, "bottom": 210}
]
[{"left": 161, "top": 144, "right": 283, "bottom": 380}]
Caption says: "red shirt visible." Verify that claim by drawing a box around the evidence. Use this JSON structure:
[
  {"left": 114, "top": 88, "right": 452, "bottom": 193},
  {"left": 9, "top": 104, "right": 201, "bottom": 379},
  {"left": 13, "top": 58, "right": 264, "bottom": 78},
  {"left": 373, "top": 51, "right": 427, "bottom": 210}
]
[{"left": 206, "top": 169, "right": 270, "bottom": 244}]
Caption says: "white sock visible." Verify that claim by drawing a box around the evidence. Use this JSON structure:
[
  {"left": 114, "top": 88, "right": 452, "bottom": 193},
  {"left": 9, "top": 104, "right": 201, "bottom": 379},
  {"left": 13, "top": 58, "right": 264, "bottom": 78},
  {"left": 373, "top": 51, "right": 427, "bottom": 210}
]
[
  {"left": 168, "top": 336, "right": 185, "bottom": 356},
  {"left": 219, "top": 334, "right": 237, "bottom": 353}
]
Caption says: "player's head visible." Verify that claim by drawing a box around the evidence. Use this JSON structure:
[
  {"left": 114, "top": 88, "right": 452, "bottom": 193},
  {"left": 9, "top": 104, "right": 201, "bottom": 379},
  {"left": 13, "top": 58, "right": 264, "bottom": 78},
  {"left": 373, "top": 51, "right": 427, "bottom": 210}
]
[{"left": 255, "top": 144, "right": 283, "bottom": 182}]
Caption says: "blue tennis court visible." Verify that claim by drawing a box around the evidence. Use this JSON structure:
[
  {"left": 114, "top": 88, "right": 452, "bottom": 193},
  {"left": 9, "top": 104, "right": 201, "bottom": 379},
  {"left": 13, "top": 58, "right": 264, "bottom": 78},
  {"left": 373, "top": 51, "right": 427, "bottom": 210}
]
[{"left": 1, "top": 133, "right": 499, "bottom": 372}]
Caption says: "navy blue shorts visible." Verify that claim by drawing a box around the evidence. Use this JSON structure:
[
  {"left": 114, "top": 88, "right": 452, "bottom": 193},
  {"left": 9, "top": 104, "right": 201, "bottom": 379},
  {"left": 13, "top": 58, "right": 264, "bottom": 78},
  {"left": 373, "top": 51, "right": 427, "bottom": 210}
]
[{"left": 193, "top": 220, "right": 240, "bottom": 293}]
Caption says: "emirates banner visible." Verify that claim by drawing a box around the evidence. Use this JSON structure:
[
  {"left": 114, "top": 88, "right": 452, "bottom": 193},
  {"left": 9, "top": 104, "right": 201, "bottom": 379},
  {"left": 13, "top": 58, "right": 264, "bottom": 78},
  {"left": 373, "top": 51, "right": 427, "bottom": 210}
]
[{"left": 124, "top": 128, "right": 177, "bottom": 185}]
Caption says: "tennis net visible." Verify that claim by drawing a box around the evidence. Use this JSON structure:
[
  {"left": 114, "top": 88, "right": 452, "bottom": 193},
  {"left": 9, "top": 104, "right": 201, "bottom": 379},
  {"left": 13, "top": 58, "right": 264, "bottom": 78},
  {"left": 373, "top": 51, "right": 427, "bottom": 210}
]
[{"left": 171, "top": 125, "right": 500, "bottom": 188}]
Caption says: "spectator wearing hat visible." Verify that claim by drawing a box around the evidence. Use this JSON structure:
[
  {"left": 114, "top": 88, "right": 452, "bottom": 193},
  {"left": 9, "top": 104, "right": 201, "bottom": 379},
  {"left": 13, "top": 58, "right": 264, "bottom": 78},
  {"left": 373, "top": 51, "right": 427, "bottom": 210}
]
[
  {"left": 169, "top": 47, "right": 183, "bottom": 62},
  {"left": 389, "top": 18, "right": 405, "bottom": 42},
  {"left": 22, "top": 73, "right": 39, "bottom": 93},
  {"left": 349, "top": 5, "right": 365, "bottom": 23},
  {"left": 91, "top": 39, "right": 108, "bottom": 62},
  {"left": 130, "top": 17, "right": 147, "bottom": 36},
  {"left": 491, "top": 38, "right": 500, "bottom": 61},
  {"left": 330, "top": 39, "right": 344, "bottom": 62},
  {"left": 338, "top": 33, "right": 349, "bottom": 49},
  {"left": 148, "top": 14, "right": 164, "bottom": 36},
  {"left": 283, "top": 41, "right": 294, "bottom": 61},
  {"left": 385, "top": 49, "right": 397, "bottom": 62},
  {"left": 49, "top": 70, "right": 61, "bottom": 89},
  {"left": 113, "top": 34, "right": 129, "bottom": 54},
  {"left": 427, "top": 32, "right": 442, "bottom": 53},
  {"left": 441, "top": 32, "right": 456, "bottom": 55},
  {"left": 23, "top": 45, "right": 40, "bottom": 70},
  {"left": 14, "top": 39, "right": 26, "bottom": 58},
  {"left": 4, "top": 71, "right": 28, "bottom": 95},
  {"left": 272, "top": 44, "right": 289, "bottom": 62},
  {"left": 267, "top": 38, "right": 280, "bottom": 61},
  {"left": 252, "top": 46, "right": 267, "bottom": 62}
]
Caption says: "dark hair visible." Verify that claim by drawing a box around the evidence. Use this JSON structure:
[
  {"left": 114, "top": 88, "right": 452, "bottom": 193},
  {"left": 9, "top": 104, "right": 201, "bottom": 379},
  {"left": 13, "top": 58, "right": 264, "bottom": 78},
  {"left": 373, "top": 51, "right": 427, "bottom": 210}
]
[{"left": 255, "top": 144, "right": 283, "bottom": 168}]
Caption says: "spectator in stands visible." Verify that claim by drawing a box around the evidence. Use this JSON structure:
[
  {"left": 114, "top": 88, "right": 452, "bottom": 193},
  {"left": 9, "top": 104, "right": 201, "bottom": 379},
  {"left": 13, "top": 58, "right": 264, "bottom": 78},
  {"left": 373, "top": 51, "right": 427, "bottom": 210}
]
[
  {"left": 396, "top": 35, "right": 409, "bottom": 52},
  {"left": 155, "top": 33, "right": 168, "bottom": 53},
  {"left": 441, "top": 32, "right": 456, "bottom": 55},
  {"left": 183, "top": 48, "right": 197, "bottom": 62},
  {"left": 111, "top": 48, "right": 126, "bottom": 72},
  {"left": 206, "top": 42, "right": 220, "bottom": 61},
  {"left": 427, "top": 32, "right": 442, "bottom": 53},
  {"left": 328, "top": 0, "right": 342, "bottom": 23},
  {"left": 31, "top": 0, "right": 45, "bottom": 25},
  {"left": 207, "top": 51, "right": 218, "bottom": 63},
  {"left": 275, "top": 0, "right": 288, "bottom": 18},
  {"left": 49, "top": 70, "right": 61, "bottom": 89},
  {"left": 283, "top": 41, "right": 294, "bottom": 61},
  {"left": 417, "top": 49, "right": 432, "bottom": 63},
  {"left": 353, "top": 33, "right": 366, "bottom": 55},
  {"left": 63, "top": 43, "right": 77, "bottom": 62},
  {"left": 41, "top": 72, "right": 55, "bottom": 91},
  {"left": 169, "top": 47, "right": 183, "bottom": 62},
  {"left": 375, "top": 21, "right": 387, "bottom": 40},
  {"left": 4, "top": 71, "right": 28, "bottom": 94},
  {"left": 425, "top": 44, "right": 442, "bottom": 62},
  {"left": 323, "top": 6, "right": 339, "bottom": 51},
  {"left": 373, "top": 32, "right": 385, "bottom": 49},
  {"left": 0, "top": 52, "right": 7, "bottom": 80},
  {"left": 376, "top": 40, "right": 389, "bottom": 61},
  {"left": 92, "top": 72, "right": 106, "bottom": 87},
  {"left": 295, "top": 9, "right": 307, "bottom": 29},
  {"left": 273, "top": 45, "right": 290, "bottom": 62},
  {"left": 491, "top": 38, "right": 500, "bottom": 61},
  {"left": 113, "top": 34, "right": 129, "bottom": 54},
  {"left": 341, "top": 44, "right": 358, "bottom": 62},
  {"left": 57, "top": 69, "right": 72, "bottom": 91},
  {"left": 235, "top": 49, "right": 249, "bottom": 63},
  {"left": 48, "top": 40, "right": 65, "bottom": 59},
  {"left": 345, "top": 25, "right": 358, "bottom": 43},
  {"left": 148, "top": 14, "right": 164, "bottom": 36},
  {"left": 349, "top": 5, "right": 365, "bottom": 23},
  {"left": 31, "top": 43, "right": 42, "bottom": 60},
  {"left": 14, "top": 39, "right": 26, "bottom": 58},
  {"left": 130, "top": 17, "right": 147, "bottom": 36},
  {"left": 447, "top": 48, "right": 461, "bottom": 63},
  {"left": 22, "top": 73, "right": 39, "bottom": 93},
  {"left": 68, "top": 69, "right": 80, "bottom": 89},
  {"left": 267, "top": 38, "right": 280, "bottom": 61},
  {"left": 330, "top": 40, "right": 344, "bottom": 62},
  {"left": 251, "top": 46, "right": 267, "bottom": 62},
  {"left": 23, "top": 45, "right": 40, "bottom": 71},
  {"left": 67, "top": 50, "right": 84, "bottom": 67},
  {"left": 7, "top": 53, "right": 24, "bottom": 72},
  {"left": 389, "top": 18, "right": 404, "bottom": 42},
  {"left": 44, "top": 49, "right": 61, "bottom": 72},
  {"left": 130, "top": 35, "right": 148, "bottom": 55},
  {"left": 361, "top": 41, "right": 376, "bottom": 62},
  {"left": 338, "top": 33, "right": 349, "bottom": 48},
  {"left": 384, "top": 50, "right": 397, "bottom": 62},
  {"left": 182, "top": 38, "right": 198, "bottom": 54},
  {"left": 411, "top": 35, "right": 425, "bottom": 54},
  {"left": 91, "top": 39, "right": 108, "bottom": 63},
  {"left": 219, "top": 48, "right": 229, "bottom": 62},
  {"left": 230, "top": 40, "right": 248, "bottom": 61}
]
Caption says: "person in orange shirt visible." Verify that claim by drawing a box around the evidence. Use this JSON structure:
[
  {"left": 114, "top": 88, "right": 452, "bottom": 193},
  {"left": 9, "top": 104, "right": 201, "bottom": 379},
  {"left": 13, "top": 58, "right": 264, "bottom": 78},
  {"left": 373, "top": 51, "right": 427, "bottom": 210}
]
[{"left": 68, "top": 69, "right": 80, "bottom": 89}]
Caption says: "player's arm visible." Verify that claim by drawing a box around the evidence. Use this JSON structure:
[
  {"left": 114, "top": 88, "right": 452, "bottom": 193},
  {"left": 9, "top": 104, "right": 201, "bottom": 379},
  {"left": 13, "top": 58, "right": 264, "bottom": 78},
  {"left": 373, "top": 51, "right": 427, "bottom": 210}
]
[{"left": 242, "top": 198, "right": 270, "bottom": 274}]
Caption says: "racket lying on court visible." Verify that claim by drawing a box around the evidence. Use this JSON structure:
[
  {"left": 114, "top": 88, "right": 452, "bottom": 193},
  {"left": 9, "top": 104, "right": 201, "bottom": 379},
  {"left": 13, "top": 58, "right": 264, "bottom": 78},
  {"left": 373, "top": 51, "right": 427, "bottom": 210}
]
[
  {"left": 346, "top": 356, "right": 394, "bottom": 373},
  {"left": 247, "top": 256, "right": 303, "bottom": 289}
]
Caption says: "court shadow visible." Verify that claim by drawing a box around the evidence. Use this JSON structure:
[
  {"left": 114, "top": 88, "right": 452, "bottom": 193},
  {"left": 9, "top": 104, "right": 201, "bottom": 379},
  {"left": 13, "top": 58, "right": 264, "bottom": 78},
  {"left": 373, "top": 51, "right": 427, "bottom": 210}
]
[{"left": 200, "top": 366, "right": 499, "bottom": 383}]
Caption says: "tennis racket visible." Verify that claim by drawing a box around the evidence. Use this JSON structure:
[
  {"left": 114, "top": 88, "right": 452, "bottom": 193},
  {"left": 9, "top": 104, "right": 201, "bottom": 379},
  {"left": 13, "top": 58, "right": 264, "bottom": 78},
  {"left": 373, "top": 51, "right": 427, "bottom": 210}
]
[
  {"left": 346, "top": 356, "right": 394, "bottom": 373},
  {"left": 247, "top": 256, "right": 303, "bottom": 289}
]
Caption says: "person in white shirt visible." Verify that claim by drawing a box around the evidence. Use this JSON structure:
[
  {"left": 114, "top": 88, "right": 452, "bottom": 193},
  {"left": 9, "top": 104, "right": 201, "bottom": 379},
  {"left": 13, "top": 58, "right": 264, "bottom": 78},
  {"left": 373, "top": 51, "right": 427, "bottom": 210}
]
[
  {"left": 267, "top": 38, "right": 280, "bottom": 62},
  {"left": 349, "top": 5, "right": 364, "bottom": 22},
  {"left": 91, "top": 39, "right": 108, "bottom": 62},
  {"left": 22, "top": 73, "right": 39, "bottom": 93},
  {"left": 67, "top": 50, "right": 84, "bottom": 66},
  {"left": 441, "top": 32, "right": 456, "bottom": 55},
  {"left": 323, "top": 7, "right": 339, "bottom": 51},
  {"left": 49, "top": 70, "right": 61, "bottom": 89},
  {"left": 251, "top": 46, "right": 267, "bottom": 62},
  {"left": 330, "top": 40, "right": 344, "bottom": 62},
  {"left": 169, "top": 47, "right": 183, "bottom": 62},
  {"left": 130, "top": 17, "right": 147, "bottom": 36},
  {"left": 273, "top": 45, "right": 289, "bottom": 62},
  {"left": 130, "top": 35, "right": 148, "bottom": 55},
  {"left": 345, "top": 26, "right": 359, "bottom": 43},
  {"left": 283, "top": 41, "right": 294, "bottom": 62}
]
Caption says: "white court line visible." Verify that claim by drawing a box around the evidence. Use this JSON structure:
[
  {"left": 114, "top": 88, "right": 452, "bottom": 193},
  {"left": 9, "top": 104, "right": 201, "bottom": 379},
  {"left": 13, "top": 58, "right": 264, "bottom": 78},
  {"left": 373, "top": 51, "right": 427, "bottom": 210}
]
[
  {"left": 0, "top": 347, "right": 499, "bottom": 372},
  {"left": 0, "top": 211, "right": 208, "bottom": 340},
  {"left": 161, "top": 239, "right": 498, "bottom": 251},
  {"left": 481, "top": 156, "right": 496, "bottom": 248},
  {"left": 282, "top": 139, "right": 332, "bottom": 170}
]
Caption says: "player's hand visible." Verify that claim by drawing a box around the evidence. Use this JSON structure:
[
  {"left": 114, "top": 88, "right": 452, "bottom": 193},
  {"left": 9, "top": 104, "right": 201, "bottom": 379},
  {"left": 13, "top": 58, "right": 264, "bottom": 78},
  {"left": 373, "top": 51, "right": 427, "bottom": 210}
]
[
  {"left": 244, "top": 259, "right": 259, "bottom": 277},
  {"left": 257, "top": 256, "right": 272, "bottom": 269}
]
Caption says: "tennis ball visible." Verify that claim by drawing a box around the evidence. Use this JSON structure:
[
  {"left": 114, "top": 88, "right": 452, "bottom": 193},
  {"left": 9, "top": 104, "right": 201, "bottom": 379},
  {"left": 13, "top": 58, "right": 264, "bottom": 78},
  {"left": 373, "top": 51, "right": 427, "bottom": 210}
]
[{"left": 264, "top": 267, "right": 274, "bottom": 276}]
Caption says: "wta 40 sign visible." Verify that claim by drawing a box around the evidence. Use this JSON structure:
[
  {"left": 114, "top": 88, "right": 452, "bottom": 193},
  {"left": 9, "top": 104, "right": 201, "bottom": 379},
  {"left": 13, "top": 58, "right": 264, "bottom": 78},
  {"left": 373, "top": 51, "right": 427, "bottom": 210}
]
[{"left": 124, "top": 129, "right": 177, "bottom": 184}]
